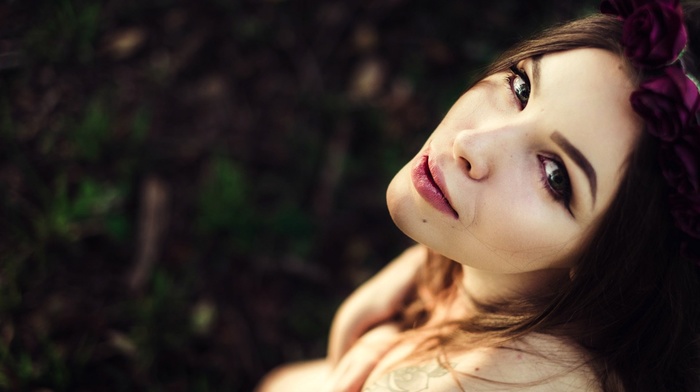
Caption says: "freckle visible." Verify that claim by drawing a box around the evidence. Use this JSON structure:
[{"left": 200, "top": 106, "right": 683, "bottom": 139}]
[
  {"left": 474, "top": 367, "right": 480, "bottom": 372},
  {"left": 422, "top": 219, "right": 427, "bottom": 223}
]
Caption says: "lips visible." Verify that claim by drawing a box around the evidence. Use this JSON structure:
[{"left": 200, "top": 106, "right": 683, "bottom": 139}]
[{"left": 411, "top": 155, "right": 459, "bottom": 219}]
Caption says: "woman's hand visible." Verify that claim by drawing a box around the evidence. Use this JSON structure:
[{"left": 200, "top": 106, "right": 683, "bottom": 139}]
[
  {"left": 322, "top": 322, "right": 402, "bottom": 392},
  {"left": 327, "top": 245, "right": 426, "bottom": 365}
]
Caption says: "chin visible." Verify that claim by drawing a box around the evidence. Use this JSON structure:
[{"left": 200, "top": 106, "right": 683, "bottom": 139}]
[
  {"left": 386, "top": 169, "right": 410, "bottom": 230},
  {"left": 386, "top": 165, "right": 455, "bottom": 251},
  {"left": 386, "top": 166, "right": 426, "bottom": 237}
]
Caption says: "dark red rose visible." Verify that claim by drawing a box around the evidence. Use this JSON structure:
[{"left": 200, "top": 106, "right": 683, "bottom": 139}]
[
  {"left": 621, "top": 2, "right": 687, "bottom": 68},
  {"left": 601, "top": 0, "right": 680, "bottom": 18},
  {"left": 660, "top": 127, "right": 700, "bottom": 200},
  {"left": 631, "top": 67, "right": 700, "bottom": 141}
]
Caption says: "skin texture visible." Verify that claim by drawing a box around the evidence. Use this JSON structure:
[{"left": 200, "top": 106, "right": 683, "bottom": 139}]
[
  {"left": 386, "top": 48, "right": 642, "bottom": 304},
  {"left": 364, "top": 336, "right": 600, "bottom": 391}
]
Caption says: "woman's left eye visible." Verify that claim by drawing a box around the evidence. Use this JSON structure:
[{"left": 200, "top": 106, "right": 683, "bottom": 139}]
[
  {"left": 507, "top": 65, "right": 531, "bottom": 109},
  {"left": 539, "top": 156, "right": 573, "bottom": 211}
]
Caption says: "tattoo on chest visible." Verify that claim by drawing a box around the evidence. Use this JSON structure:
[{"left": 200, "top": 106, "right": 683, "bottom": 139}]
[{"left": 362, "top": 362, "right": 451, "bottom": 392}]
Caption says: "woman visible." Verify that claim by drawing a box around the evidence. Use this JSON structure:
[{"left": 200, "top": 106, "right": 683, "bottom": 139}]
[{"left": 257, "top": 1, "right": 700, "bottom": 391}]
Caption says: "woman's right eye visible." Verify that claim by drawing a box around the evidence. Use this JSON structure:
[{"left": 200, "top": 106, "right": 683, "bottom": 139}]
[{"left": 507, "top": 65, "right": 531, "bottom": 109}]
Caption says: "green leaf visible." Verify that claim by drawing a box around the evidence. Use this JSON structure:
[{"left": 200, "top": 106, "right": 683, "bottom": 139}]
[
  {"left": 197, "top": 156, "right": 253, "bottom": 237},
  {"left": 72, "top": 99, "right": 111, "bottom": 162}
]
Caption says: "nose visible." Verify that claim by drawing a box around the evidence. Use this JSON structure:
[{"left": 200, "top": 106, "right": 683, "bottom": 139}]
[{"left": 452, "top": 129, "right": 501, "bottom": 181}]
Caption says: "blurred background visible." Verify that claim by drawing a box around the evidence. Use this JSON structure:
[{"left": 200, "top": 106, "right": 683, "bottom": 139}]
[{"left": 0, "top": 0, "right": 599, "bottom": 390}]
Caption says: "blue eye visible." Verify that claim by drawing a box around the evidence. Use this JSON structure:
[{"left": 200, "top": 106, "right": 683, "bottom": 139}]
[
  {"left": 539, "top": 156, "right": 573, "bottom": 212},
  {"left": 508, "top": 65, "right": 531, "bottom": 109}
]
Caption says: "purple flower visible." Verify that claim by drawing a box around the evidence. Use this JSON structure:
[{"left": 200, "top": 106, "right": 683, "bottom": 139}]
[
  {"left": 631, "top": 67, "right": 700, "bottom": 141},
  {"left": 601, "top": 0, "right": 680, "bottom": 18},
  {"left": 660, "top": 127, "right": 700, "bottom": 200},
  {"left": 602, "top": 0, "right": 700, "bottom": 265},
  {"left": 621, "top": 2, "right": 687, "bottom": 68}
]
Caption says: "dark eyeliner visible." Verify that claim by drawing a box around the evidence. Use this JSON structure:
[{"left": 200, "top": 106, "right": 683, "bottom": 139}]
[
  {"left": 510, "top": 65, "right": 529, "bottom": 82},
  {"left": 508, "top": 65, "right": 530, "bottom": 109},
  {"left": 538, "top": 155, "right": 574, "bottom": 215}
]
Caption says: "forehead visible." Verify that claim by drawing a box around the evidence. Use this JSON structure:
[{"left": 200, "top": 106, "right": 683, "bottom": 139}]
[
  {"left": 536, "top": 48, "right": 643, "bottom": 211},
  {"left": 538, "top": 48, "right": 637, "bottom": 116}
]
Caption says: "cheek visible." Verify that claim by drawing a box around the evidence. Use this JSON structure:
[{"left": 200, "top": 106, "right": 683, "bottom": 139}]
[{"left": 471, "top": 184, "right": 582, "bottom": 266}]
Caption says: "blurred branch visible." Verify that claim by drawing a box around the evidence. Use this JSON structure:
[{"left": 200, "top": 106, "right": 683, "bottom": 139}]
[{"left": 128, "top": 175, "right": 169, "bottom": 293}]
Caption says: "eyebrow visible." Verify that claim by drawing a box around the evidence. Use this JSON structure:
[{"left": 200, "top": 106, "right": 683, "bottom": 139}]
[
  {"left": 551, "top": 131, "right": 598, "bottom": 207},
  {"left": 531, "top": 55, "right": 542, "bottom": 96}
]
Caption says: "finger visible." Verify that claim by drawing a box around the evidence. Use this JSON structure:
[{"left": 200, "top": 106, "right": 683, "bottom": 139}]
[{"left": 325, "top": 324, "right": 402, "bottom": 392}]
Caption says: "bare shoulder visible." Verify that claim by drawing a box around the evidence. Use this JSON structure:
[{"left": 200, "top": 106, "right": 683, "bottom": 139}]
[
  {"left": 392, "top": 243, "right": 428, "bottom": 266},
  {"left": 362, "top": 334, "right": 601, "bottom": 392},
  {"left": 366, "top": 244, "right": 427, "bottom": 283}
]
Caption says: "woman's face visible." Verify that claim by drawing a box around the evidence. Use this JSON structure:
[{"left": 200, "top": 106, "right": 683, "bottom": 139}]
[{"left": 387, "top": 48, "right": 642, "bottom": 273}]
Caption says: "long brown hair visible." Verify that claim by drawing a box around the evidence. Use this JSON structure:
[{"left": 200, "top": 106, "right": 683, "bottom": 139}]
[{"left": 399, "top": 13, "right": 700, "bottom": 392}]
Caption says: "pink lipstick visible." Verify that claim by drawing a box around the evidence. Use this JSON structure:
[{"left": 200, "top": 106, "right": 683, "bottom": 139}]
[{"left": 411, "top": 155, "right": 459, "bottom": 219}]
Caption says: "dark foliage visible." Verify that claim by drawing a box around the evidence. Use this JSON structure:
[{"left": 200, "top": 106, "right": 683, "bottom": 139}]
[{"left": 0, "top": 0, "right": 598, "bottom": 390}]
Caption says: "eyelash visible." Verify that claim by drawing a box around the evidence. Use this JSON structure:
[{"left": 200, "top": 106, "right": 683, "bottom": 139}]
[
  {"left": 539, "top": 155, "right": 574, "bottom": 214},
  {"left": 505, "top": 65, "right": 531, "bottom": 110}
]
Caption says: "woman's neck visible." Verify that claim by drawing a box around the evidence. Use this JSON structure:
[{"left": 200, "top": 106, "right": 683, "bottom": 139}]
[{"left": 459, "top": 265, "right": 570, "bottom": 307}]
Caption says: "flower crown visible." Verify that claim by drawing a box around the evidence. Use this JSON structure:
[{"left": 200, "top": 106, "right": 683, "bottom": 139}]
[{"left": 600, "top": 0, "right": 700, "bottom": 261}]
